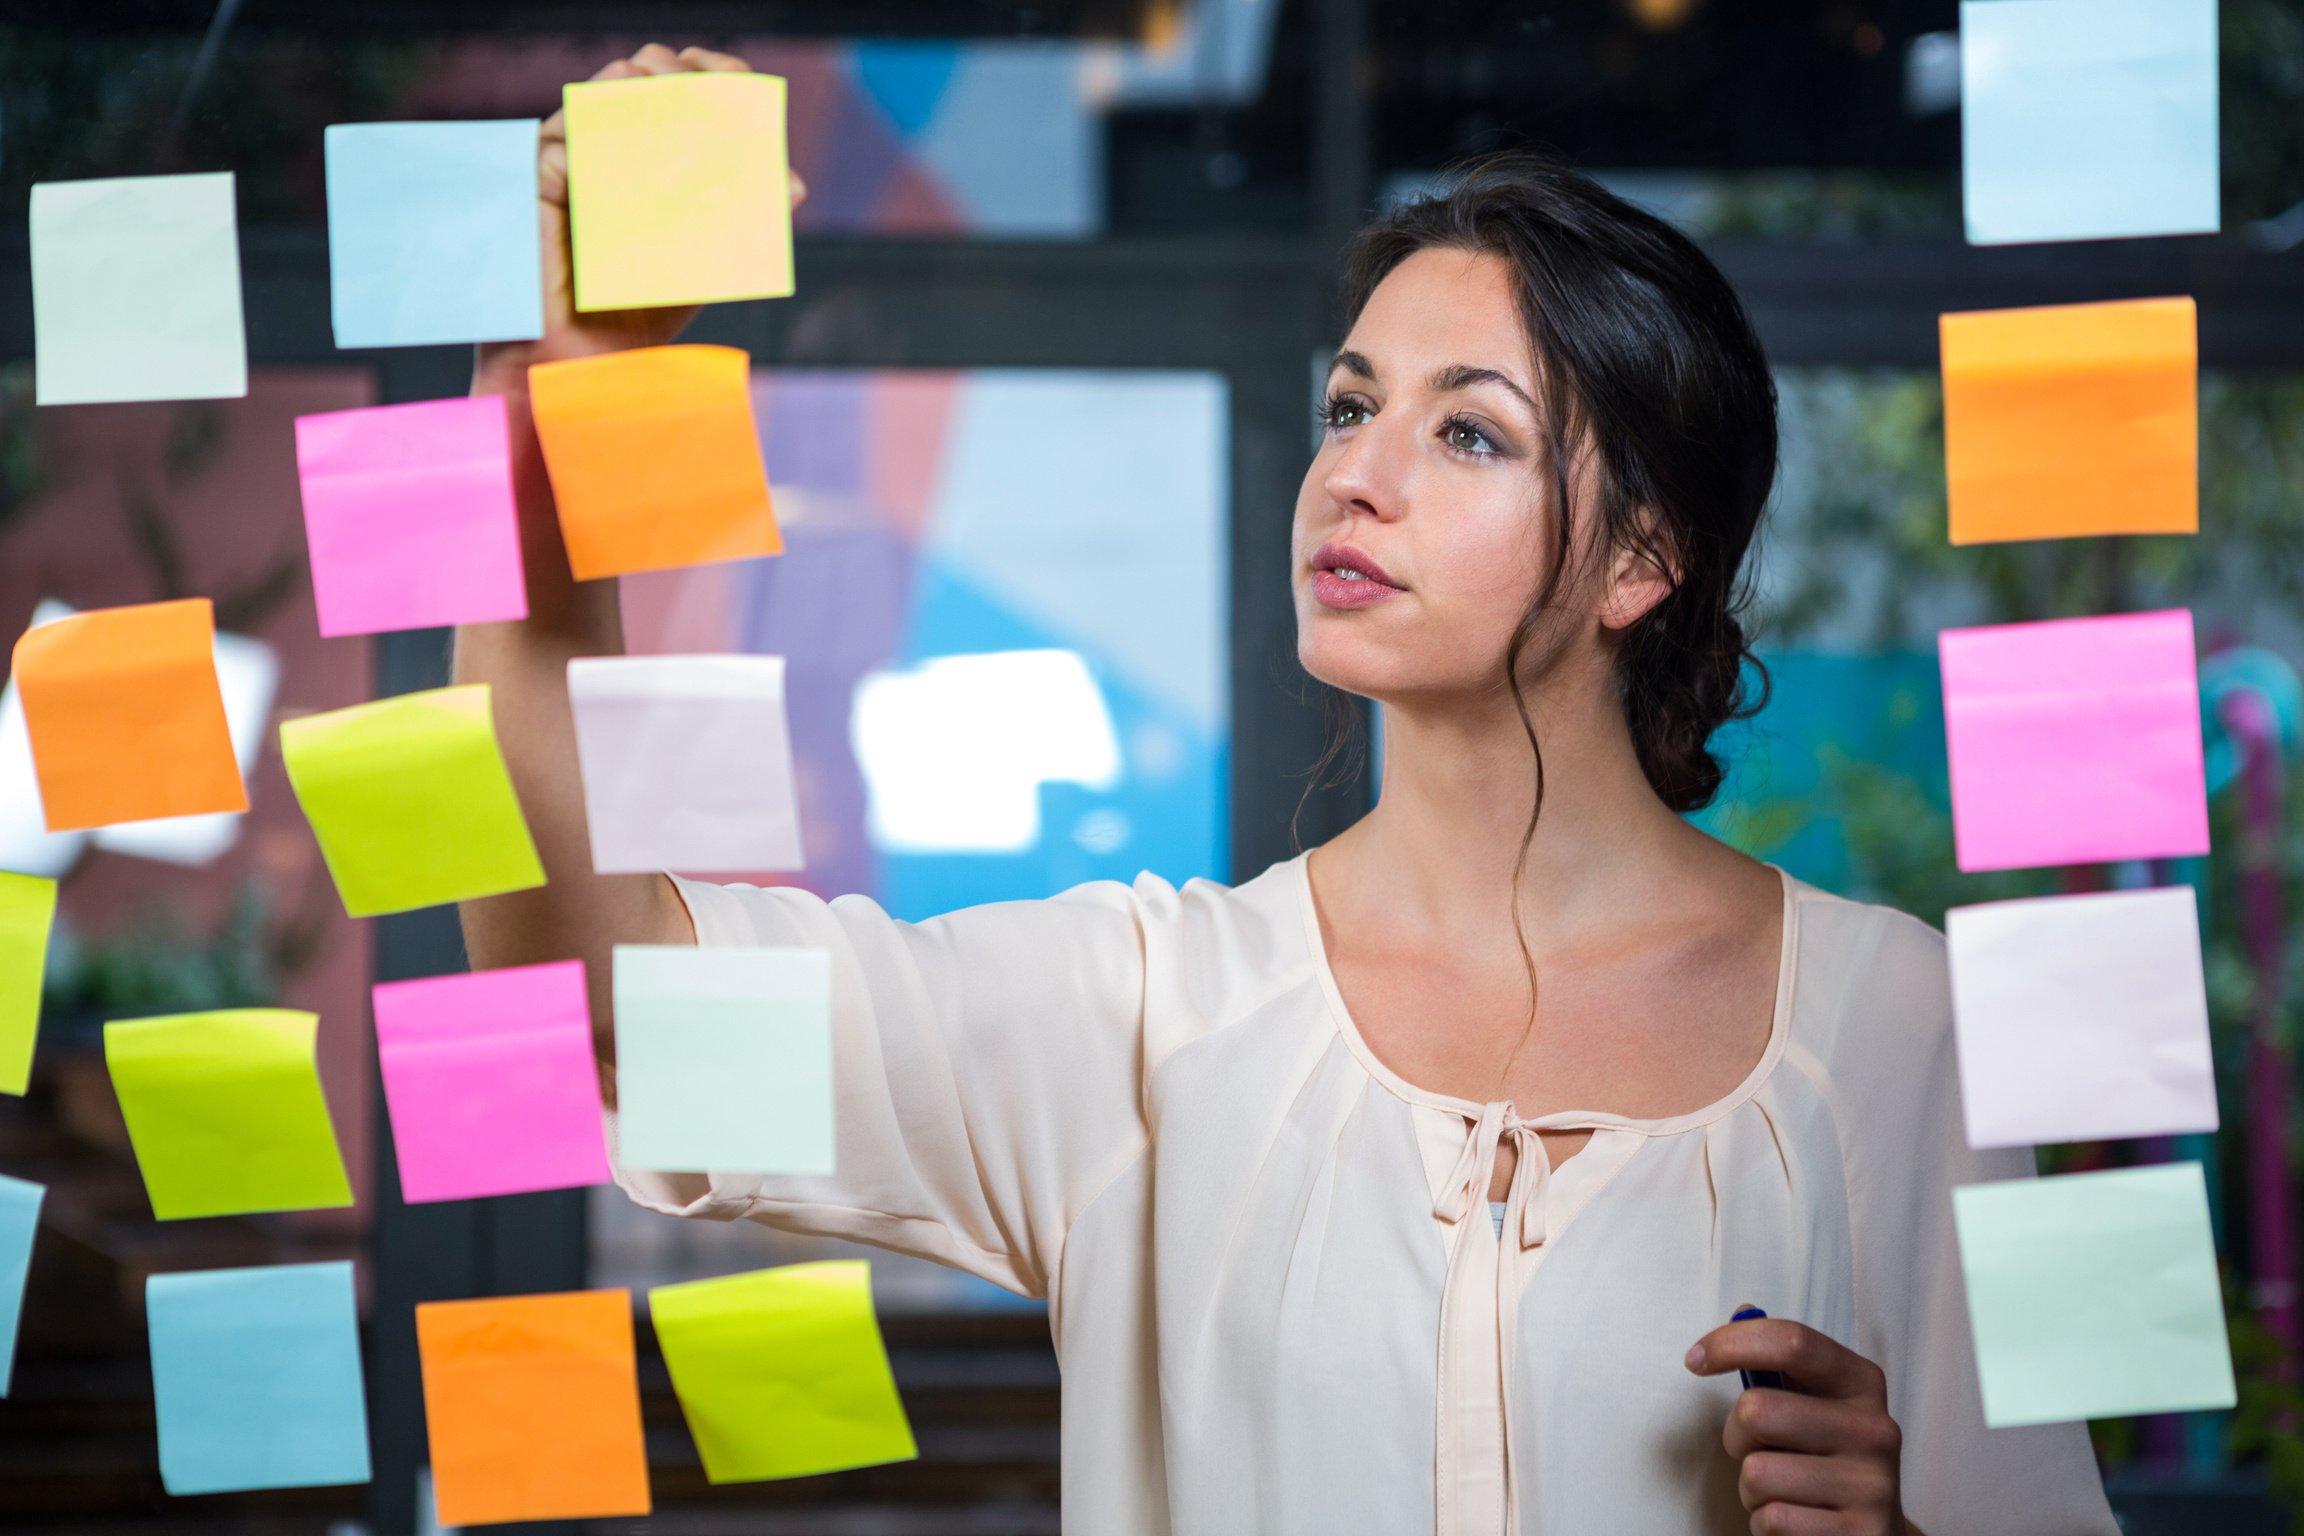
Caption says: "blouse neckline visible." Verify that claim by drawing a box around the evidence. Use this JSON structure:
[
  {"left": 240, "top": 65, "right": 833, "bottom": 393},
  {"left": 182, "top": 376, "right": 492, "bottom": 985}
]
[{"left": 1289, "top": 852, "right": 1801, "bottom": 1137}]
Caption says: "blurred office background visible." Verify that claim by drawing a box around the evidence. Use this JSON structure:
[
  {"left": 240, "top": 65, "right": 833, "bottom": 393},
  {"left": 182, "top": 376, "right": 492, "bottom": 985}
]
[{"left": 0, "top": 0, "right": 2300, "bottom": 1531}]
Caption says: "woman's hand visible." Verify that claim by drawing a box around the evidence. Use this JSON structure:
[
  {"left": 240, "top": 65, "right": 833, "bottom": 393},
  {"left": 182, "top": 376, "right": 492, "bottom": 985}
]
[
  {"left": 1686, "top": 1314, "right": 1909, "bottom": 1535},
  {"left": 472, "top": 42, "right": 808, "bottom": 392}
]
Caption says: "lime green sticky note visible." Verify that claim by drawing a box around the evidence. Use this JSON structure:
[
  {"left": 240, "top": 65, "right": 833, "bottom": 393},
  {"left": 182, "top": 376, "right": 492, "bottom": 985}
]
[
  {"left": 649, "top": 1260, "right": 916, "bottom": 1483},
  {"left": 564, "top": 72, "right": 794, "bottom": 312},
  {"left": 280, "top": 684, "right": 544, "bottom": 917},
  {"left": 0, "top": 873, "right": 56, "bottom": 1096},
  {"left": 106, "top": 1010, "right": 354, "bottom": 1220},
  {"left": 1954, "top": 1163, "right": 2236, "bottom": 1428}
]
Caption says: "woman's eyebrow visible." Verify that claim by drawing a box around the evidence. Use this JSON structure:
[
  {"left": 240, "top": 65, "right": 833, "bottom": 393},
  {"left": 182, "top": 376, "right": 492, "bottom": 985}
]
[
  {"left": 1330, "top": 348, "right": 1377, "bottom": 381},
  {"left": 1429, "top": 363, "right": 1539, "bottom": 418}
]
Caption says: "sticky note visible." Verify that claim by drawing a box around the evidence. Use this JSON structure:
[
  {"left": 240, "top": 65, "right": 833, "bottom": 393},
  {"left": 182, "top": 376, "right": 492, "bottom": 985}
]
[
  {"left": 1941, "top": 297, "right": 2197, "bottom": 545},
  {"left": 651, "top": 1261, "right": 916, "bottom": 1483},
  {"left": 564, "top": 72, "right": 794, "bottom": 312},
  {"left": 1940, "top": 610, "right": 2208, "bottom": 872},
  {"left": 1955, "top": 1163, "right": 2234, "bottom": 1426},
  {"left": 280, "top": 684, "right": 545, "bottom": 917},
  {"left": 568, "top": 655, "right": 803, "bottom": 874},
  {"left": 106, "top": 1009, "right": 353, "bottom": 1220},
  {"left": 3, "top": 597, "right": 267, "bottom": 871},
  {"left": 416, "top": 1289, "right": 650, "bottom": 1526},
  {"left": 325, "top": 120, "right": 545, "bottom": 348},
  {"left": 1961, "top": 0, "right": 2219, "bottom": 246},
  {"left": 0, "top": 1173, "right": 42, "bottom": 1396},
  {"left": 528, "top": 345, "right": 779, "bottom": 580},
  {"left": 0, "top": 873, "right": 54, "bottom": 1096},
  {"left": 374, "top": 959, "right": 611, "bottom": 1203},
  {"left": 31, "top": 172, "right": 247, "bottom": 404},
  {"left": 1947, "top": 887, "right": 2217, "bottom": 1148},
  {"left": 613, "top": 945, "right": 832, "bottom": 1174},
  {"left": 147, "top": 1261, "right": 370, "bottom": 1494},
  {"left": 295, "top": 396, "right": 529, "bottom": 637},
  {"left": 13, "top": 598, "right": 246, "bottom": 832},
  {"left": 89, "top": 623, "right": 278, "bottom": 867}
]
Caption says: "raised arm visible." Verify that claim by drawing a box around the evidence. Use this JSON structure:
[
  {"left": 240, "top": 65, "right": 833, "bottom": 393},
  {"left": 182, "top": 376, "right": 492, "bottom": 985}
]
[{"left": 452, "top": 44, "right": 802, "bottom": 1056}]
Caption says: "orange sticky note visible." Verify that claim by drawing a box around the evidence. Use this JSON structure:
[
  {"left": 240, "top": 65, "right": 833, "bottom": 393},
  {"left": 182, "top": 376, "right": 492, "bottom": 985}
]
[
  {"left": 1940, "top": 296, "right": 2197, "bottom": 545},
  {"left": 528, "top": 345, "right": 779, "bottom": 580},
  {"left": 12, "top": 598, "right": 246, "bottom": 831},
  {"left": 415, "top": 1289, "right": 651, "bottom": 1526}
]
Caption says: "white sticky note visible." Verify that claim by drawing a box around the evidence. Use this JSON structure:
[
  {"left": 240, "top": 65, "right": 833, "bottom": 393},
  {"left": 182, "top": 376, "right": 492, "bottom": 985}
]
[
  {"left": 1960, "top": 0, "right": 2220, "bottom": 245},
  {"left": 31, "top": 173, "right": 248, "bottom": 405},
  {"left": 612, "top": 945, "right": 833, "bottom": 1175},
  {"left": 1947, "top": 886, "right": 2218, "bottom": 1149},
  {"left": 568, "top": 655, "right": 803, "bottom": 875}
]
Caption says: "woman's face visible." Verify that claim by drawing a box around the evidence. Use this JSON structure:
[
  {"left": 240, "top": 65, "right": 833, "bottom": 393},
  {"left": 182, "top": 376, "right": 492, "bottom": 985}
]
[{"left": 1292, "top": 247, "right": 1621, "bottom": 708}]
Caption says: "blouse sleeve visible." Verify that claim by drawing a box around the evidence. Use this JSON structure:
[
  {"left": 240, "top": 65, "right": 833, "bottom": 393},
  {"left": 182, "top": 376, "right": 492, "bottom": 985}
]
[
  {"left": 1836, "top": 907, "right": 2122, "bottom": 1536},
  {"left": 606, "top": 872, "right": 1164, "bottom": 1301}
]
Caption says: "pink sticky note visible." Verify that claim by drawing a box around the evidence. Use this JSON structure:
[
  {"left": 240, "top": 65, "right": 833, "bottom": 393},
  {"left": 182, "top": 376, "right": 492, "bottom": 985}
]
[
  {"left": 373, "top": 959, "right": 610, "bottom": 1203},
  {"left": 295, "top": 396, "right": 528, "bottom": 638},
  {"left": 1940, "top": 609, "right": 2209, "bottom": 873}
]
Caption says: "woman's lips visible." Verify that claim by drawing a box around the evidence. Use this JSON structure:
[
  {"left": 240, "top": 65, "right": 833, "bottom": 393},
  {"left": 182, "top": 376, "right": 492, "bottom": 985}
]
[{"left": 1309, "top": 541, "right": 1406, "bottom": 610}]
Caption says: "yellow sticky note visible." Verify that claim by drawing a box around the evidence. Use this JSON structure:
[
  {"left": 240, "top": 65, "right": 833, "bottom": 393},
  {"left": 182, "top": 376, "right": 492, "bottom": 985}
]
[
  {"left": 648, "top": 1260, "right": 917, "bottom": 1483},
  {"left": 0, "top": 873, "right": 56, "bottom": 1096},
  {"left": 279, "top": 684, "right": 544, "bottom": 918},
  {"left": 105, "top": 1009, "right": 353, "bottom": 1220},
  {"left": 565, "top": 72, "right": 793, "bottom": 312},
  {"left": 1940, "top": 296, "right": 2197, "bottom": 545}
]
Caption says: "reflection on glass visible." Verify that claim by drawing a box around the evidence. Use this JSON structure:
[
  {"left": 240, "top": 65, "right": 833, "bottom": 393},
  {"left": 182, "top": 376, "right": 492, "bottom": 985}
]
[{"left": 853, "top": 649, "right": 1121, "bottom": 854}]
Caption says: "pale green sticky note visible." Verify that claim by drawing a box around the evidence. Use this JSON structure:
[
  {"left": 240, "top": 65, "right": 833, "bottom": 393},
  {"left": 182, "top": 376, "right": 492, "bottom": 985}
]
[
  {"left": 1954, "top": 1163, "right": 2235, "bottom": 1427},
  {"left": 649, "top": 1260, "right": 915, "bottom": 1483},
  {"left": 31, "top": 172, "right": 248, "bottom": 405},
  {"left": 0, "top": 872, "right": 56, "bottom": 1096},
  {"left": 105, "top": 1009, "right": 354, "bottom": 1221},
  {"left": 612, "top": 945, "right": 832, "bottom": 1174},
  {"left": 279, "top": 684, "right": 544, "bottom": 917}
]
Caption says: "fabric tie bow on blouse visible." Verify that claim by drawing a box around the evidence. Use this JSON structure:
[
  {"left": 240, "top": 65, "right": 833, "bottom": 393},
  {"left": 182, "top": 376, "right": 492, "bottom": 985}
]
[{"left": 1436, "top": 1098, "right": 1550, "bottom": 1249}]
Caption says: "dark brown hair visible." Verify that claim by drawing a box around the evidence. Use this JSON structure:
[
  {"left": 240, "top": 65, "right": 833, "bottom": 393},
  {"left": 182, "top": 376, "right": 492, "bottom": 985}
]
[{"left": 1337, "top": 150, "right": 1778, "bottom": 818}]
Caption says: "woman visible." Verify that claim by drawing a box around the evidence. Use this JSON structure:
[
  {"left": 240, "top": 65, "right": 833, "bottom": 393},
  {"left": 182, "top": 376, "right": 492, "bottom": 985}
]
[{"left": 460, "top": 44, "right": 2121, "bottom": 1536}]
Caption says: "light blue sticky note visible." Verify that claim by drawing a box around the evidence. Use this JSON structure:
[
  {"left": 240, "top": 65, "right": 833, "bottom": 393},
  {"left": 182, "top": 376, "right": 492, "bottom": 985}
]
[
  {"left": 1961, "top": 0, "right": 2220, "bottom": 245},
  {"left": 1954, "top": 1163, "right": 2236, "bottom": 1427},
  {"left": 0, "top": 1173, "right": 42, "bottom": 1396},
  {"left": 147, "top": 1260, "right": 371, "bottom": 1494},
  {"left": 325, "top": 120, "right": 545, "bottom": 348},
  {"left": 614, "top": 945, "right": 834, "bottom": 1174},
  {"left": 31, "top": 172, "right": 248, "bottom": 405}
]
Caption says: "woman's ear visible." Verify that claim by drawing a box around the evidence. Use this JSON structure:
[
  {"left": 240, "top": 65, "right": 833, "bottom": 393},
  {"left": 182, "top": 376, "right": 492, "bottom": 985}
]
[{"left": 1598, "top": 515, "right": 1679, "bottom": 632}]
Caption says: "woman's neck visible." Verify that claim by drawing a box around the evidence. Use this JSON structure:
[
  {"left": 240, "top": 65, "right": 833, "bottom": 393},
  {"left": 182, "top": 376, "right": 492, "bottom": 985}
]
[{"left": 1321, "top": 669, "right": 1698, "bottom": 946}]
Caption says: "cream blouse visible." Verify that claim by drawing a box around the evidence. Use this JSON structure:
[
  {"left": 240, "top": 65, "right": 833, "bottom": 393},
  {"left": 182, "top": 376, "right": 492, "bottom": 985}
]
[{"left": 611, "top": 854, "right": 2121, "bottom": 1535}]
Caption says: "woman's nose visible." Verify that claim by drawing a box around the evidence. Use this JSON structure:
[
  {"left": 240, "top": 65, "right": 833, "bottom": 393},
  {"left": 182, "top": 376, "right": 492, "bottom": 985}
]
[{"left": 1321, "top": 418, "right": 1407, "bottom": 522}]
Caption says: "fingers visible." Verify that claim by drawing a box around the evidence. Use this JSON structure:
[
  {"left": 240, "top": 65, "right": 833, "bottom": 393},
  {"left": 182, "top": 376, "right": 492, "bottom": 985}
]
[
  {"left": 1687, "top": 1319, "right": 1886, "bottom": 1403},
  {"left": 1738, "top": 1448, "right": 1899, "bottom": 1526},
  {"left": 1745, "top": 1498, "right": 1857, "bottom": 1536},
  {"left": 677, "top": 45, "right": 754, "bottom": 72},
  {"left": 1722, "top": 1388, "right": 1903, "bottom": 1462}
]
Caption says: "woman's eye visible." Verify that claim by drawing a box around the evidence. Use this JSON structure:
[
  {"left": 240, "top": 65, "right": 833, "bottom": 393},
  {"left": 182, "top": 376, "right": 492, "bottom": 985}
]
[
  {"left": 1444, "top": 418, "right": 1497, "bottom": 455},
  {"left": 1326, "top": 395, "right": 1370, "bottom": 430}
]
